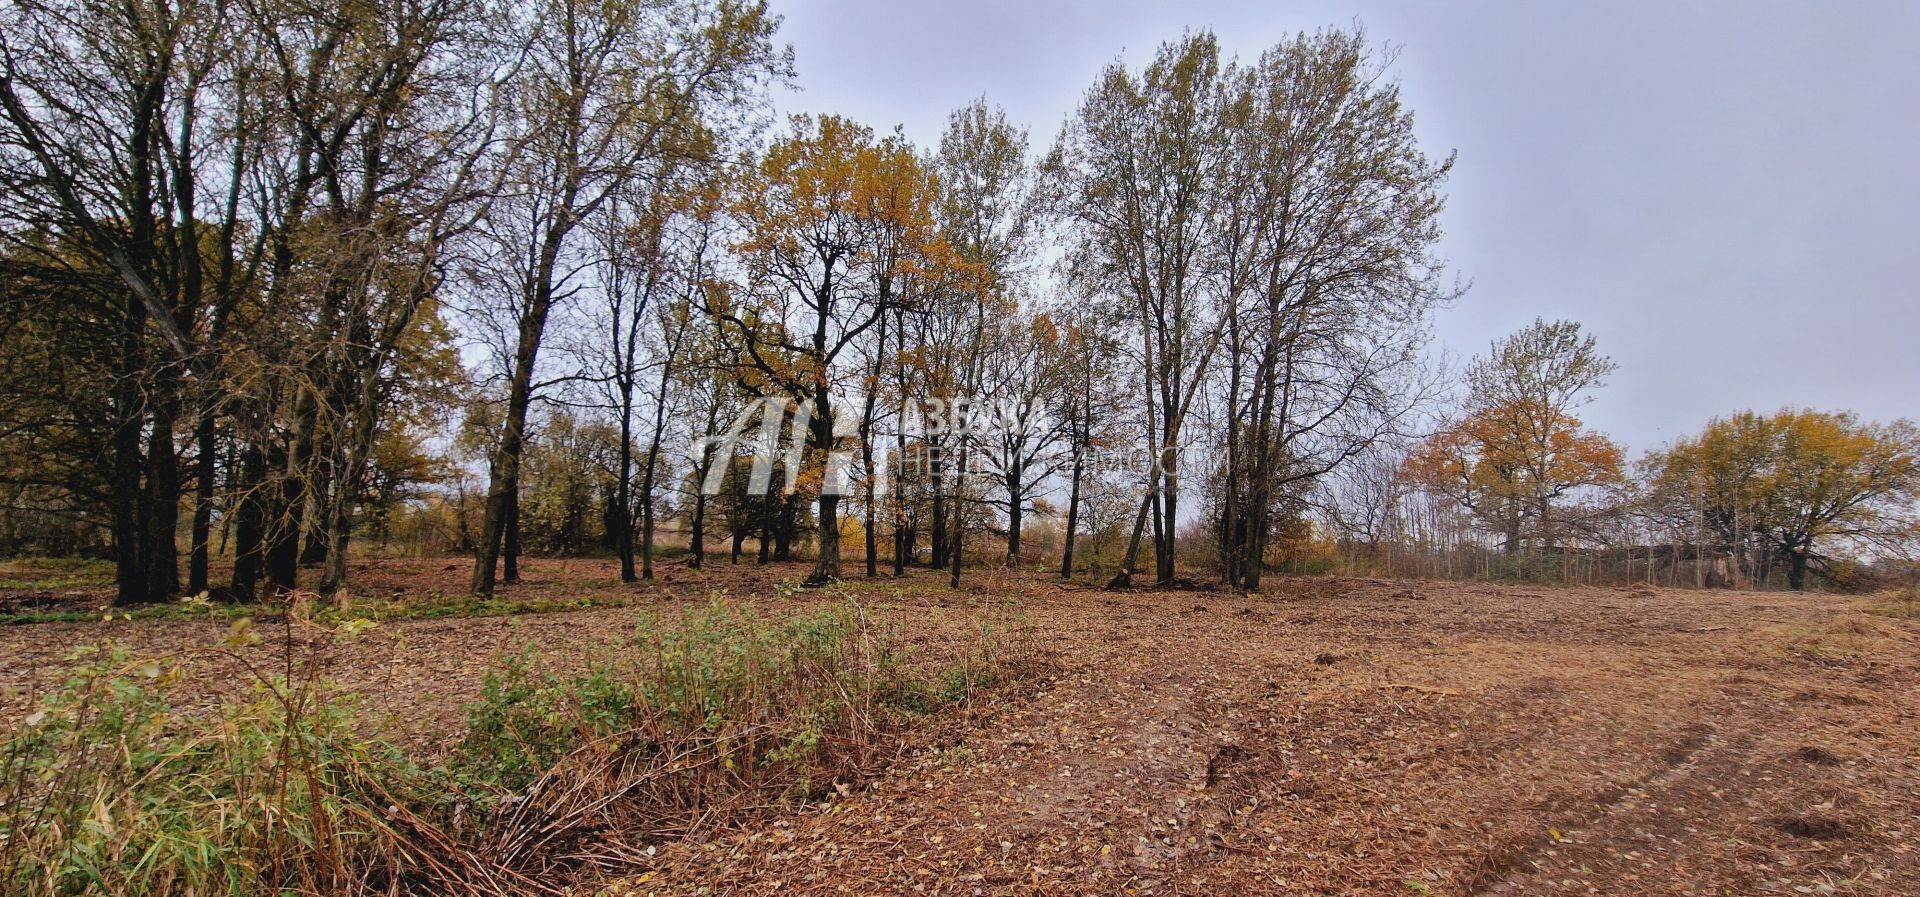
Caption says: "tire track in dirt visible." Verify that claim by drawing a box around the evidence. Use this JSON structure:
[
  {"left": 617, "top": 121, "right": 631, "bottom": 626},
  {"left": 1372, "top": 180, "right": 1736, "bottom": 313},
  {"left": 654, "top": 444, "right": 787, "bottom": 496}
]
[{"left": 1467, "top": 721, "right": 1722, "bottom": 894}]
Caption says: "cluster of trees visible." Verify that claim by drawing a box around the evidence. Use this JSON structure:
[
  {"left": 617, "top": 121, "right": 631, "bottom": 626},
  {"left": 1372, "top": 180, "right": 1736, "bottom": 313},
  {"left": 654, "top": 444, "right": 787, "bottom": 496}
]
[
  {"left": 0, "top": 0, "right": 785, "bottom": 604},
  {"left": 5, "top": 8, "right": 1469, "bottom": 604},
  {"left": 1358, "top": 319, "right": 1920, "bottom": 590},
  {"left": 1639, "top": 409, "right": 1920, "bottom": 589},
  {"left": 5, "top": 2, "right": 1908, "bottom": 604}
]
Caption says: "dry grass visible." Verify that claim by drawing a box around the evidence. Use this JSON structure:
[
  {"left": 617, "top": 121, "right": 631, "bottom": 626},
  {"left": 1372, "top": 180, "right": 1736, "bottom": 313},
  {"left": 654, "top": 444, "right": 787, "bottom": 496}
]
[
  {"left": 0, "top": 586, "right": 1008, "bottom": 896},
  {"left": 1864, "top": 586, "right": 1920, "bottom": 620},
  {"left": 4, "top": 560, "right": 1920, "bottom": 895}
]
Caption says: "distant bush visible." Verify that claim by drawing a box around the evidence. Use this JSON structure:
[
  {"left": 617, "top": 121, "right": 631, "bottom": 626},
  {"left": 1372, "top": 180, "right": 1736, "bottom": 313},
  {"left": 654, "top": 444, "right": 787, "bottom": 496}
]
[
  {"left": 1817, "top": 558, "right": 1886, "bottom": 594},
  {"left": 1481, "top": 552, "right": 1569, "bottom": 584},
  {"left": 1865, "top": 583, "right": 1920, "bottom": 620}
]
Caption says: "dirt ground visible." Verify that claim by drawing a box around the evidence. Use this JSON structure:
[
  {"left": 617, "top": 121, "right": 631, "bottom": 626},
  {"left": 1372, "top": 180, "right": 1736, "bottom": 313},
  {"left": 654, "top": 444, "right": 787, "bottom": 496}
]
[{"left": 3, "top": 558, "right": 1917, "bottom": 895}]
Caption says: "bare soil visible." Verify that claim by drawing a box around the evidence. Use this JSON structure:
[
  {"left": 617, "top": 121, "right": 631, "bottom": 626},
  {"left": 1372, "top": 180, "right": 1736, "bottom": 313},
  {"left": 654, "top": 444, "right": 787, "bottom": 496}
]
[{"left": 3, "top": 558, "right": 1917, "bottom": 895}]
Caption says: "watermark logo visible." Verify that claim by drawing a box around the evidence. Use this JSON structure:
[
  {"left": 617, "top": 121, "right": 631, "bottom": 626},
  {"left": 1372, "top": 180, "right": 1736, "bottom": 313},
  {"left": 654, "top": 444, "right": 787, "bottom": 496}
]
[
  {"left": 693, "top": 394, "right": 1186, "bottom": 497},
  {"left": 693, "top": 397, "right": 812, "bottom": 497}
]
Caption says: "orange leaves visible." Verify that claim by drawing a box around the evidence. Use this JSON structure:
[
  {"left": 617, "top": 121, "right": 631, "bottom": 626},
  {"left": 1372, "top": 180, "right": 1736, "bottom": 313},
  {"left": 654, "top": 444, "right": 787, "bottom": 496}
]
[
  {"left": 724, "top": 114, "right": 981, "bottom": 330},
  {"left": 1543, "top": 422, "right": 1627, "bottom": 491},
  {"left": 1401, "top": 400, "right": 1625, "bottom": 527},
  {"left": 732, "top": 115, "right": 945, "bottom": 276},
  {"left": 1399, "top": 425, "right": 1482, "bottom": 496}
]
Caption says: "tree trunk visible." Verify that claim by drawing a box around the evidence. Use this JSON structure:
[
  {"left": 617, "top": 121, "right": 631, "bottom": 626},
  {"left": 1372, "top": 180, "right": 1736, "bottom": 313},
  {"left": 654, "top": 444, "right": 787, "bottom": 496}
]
[
  {"left": 1121, "top": 484, "right": 1154, "bottom": 576},
  {"left": 1149, "top": 488, "right": 1166, "bottom": 583},
  {"left": 188, "top": 406, "right": 217, "bottom": 594},
  {"left": 110, "top": 405, "right": 146, "bottom": 605},
  {"left": 320, "top": 503, "right": 354, "bottom": 598},
  {"left": 229, "top": 442, "right": 267, "bottom": 600},
  {"left": 264, "top": 405, "right": 309, "bottom": 596},
  {"left": 1536, "top": 494, "right": 1553, "bottom": 553},
  {"left": 1060, "top": 440, "right": 1083, "bottom": 578},
  {"left": 1004, "top": 467, "right": 1023, "bottom": 569},
  {"left": 1156, "top": 469, "right": 1177, "bottom": 585},
  {"left": 949, "top": 442, "right": 970, "bottom": 589},
  {"left": 471, "top": 252, "right": 558, "bottom": 594},
  {"left": 807, "top": 493, "right": 842, "bottom": 586},
  {"left": 265, "top": 469, "right": 302, "bottom": 595},
  {"left": 1242, "top": 489, "right": 1270, "bottom": 592},
  {"left": 298, "top": 457, "right": 332, "bottom": 567},
  {"left": 688, "top": 394, "right": 721, "bottom": 569},
  {"left": 860, "top": 308, "right": 883, "bottom": 577},
  {"left": 142, "top": 440, "right": 180, "bottom": 604},
  {"left": 110, "top": 292, "right": 148, "bottom": 605},
  {"left": 615, "top": 387, "right": 636, "bottom": 581},
  {"left": 639, "top": 353, "right": 674, "bottom": 581},
  {"left": 929, "top": 443, "right": 948, "bottom": 569},
  {"left": 689, "top": 492, "right": 707, "bottom": 568},
  {"left": 774, "top": 495, "right": 795, "bottom": 561},
  {"left": 894, "top": 518, "right": 912, "bottom": 575},
  {"left": 640, "top": 480, "right": 655, "bottom": 579},
  {"left": 318, "top": 369, "right": 390, "bottom": 599},
  {"left": 1787, "top": 548, "right": 1810, "bottom": 591},
  {"left": 891, "top": 442, "right": 909, "bottom": 576},
  {"left": 863, "top": 475, "right": 878, "bottom": 575},
  {"left": 503, "top": 490, "right": 521, "bottom": 583}
]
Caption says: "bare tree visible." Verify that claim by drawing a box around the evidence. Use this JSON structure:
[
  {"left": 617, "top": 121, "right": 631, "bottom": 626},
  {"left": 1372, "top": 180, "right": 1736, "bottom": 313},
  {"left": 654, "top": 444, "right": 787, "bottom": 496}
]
[
  {"left": 1210, "top": 29, "right": 1454, "bottom": 590},
  {"left": 1045, "top": 33, "right": 1230, "bottom": 586},
  {"left": 933, "top": 100, "right": 1032, "bottom": 587},
  {"left": 1050, "top": 296, "right": 1124, "bottom": 578},
  {"left": 978, "top": 309, "right": 1071, "bottom": 567},
  {"left": 467, "top": 0, "right": 783, "bottom": 595}
]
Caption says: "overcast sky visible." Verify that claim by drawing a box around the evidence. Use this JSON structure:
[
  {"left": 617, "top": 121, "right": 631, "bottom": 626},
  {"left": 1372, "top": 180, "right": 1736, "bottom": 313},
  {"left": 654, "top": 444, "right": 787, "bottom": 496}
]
[{"left": 767, "top": 0, "right": 1920, "bottom": 455}]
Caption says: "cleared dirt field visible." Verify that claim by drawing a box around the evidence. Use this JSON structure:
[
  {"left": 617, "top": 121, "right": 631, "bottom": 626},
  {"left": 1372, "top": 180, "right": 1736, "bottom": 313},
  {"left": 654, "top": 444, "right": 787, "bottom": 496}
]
[{"left": 4, "top": 559, "right": 1918, "bottom": 895}]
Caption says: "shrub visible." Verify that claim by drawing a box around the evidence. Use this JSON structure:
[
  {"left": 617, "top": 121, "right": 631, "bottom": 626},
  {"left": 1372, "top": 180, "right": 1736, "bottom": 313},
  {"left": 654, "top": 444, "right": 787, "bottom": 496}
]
[{"left": 454, "top": 597, "right": 976, "bottom": 810}]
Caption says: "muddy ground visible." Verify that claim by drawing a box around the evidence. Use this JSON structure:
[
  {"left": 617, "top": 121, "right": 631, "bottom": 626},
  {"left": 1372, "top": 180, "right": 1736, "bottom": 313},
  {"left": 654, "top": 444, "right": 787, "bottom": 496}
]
[{"left": 3, "top": 558, "right": 1916, "bottom": 895}]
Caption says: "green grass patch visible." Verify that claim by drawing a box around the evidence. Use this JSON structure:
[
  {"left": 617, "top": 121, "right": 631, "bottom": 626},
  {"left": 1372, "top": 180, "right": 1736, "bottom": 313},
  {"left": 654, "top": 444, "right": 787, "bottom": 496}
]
[
  {"left": 0, "top": 557, "right": 115, "bottom": 591},
  {"left": 1, "top": 587, "right": 654, "bottom": 627}
]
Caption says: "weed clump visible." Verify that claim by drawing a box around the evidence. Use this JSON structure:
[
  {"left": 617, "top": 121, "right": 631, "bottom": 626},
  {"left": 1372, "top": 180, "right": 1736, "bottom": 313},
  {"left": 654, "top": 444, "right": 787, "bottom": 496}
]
[{"left": 0, "top": 595, "right": 1001, "bottom": 895}]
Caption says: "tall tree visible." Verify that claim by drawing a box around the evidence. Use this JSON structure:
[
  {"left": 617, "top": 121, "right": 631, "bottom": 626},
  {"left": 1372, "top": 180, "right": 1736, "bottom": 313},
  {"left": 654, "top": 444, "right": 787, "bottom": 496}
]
[
  {"left": 240, "top": 0, "right": 506, "bottom": 599},
  {"left": 1046, "top": 33, "right": 1229, "bottom": 586},
  {"left": 978, "top": 309, "right": 1071, "bottom": 567},
  {"left": 1050, "top": 297, "right": 1123, "bottom": 578},
  {"left": 467, "top": 0, "right": 783, "bottom": 595},
  {"left": 0, "top": 0, "right": 261, "bottom": 602},
  {"left": 1405, "top": 319, "right": 1620, "bottom": 554},
  {"left": 931, "top": 100, "right": 1031, "bottom": 586},
  {"left": 714, "top": 114, "right": 945, "bottom": 586},
  {"left": 1209, "top": 29, "right": 1454, "bottom": 590},
  {"left": 597, "top": 179, "right": 716, "bottom": 581}
]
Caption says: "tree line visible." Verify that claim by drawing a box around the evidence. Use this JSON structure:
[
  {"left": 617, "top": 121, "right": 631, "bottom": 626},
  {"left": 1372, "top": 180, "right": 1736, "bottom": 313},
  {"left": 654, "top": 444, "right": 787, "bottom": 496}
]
[
  {"left": 3, "top": 4, "right": 1913, "bottom": 604},
  {"left": 1364, "top": 319, "right": 1919, "bottom": 590}
]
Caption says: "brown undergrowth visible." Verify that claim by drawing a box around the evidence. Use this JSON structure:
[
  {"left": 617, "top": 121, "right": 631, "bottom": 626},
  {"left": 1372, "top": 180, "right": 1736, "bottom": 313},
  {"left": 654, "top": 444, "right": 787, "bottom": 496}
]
[
  {"left": 0, "top": 590, "right": 1013, "bottom": 896},
  {"left": 4, "top": 563, "right": 1919, "bottom": 895}
]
